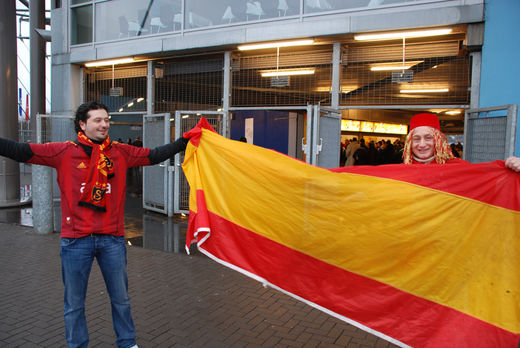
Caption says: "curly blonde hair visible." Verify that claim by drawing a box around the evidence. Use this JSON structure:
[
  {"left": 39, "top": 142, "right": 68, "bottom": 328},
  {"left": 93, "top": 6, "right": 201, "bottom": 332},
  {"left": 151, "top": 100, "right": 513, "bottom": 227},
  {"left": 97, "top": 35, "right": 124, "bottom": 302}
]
[{"left": 402, "top": 127, "right": 454, "bottom": 164}]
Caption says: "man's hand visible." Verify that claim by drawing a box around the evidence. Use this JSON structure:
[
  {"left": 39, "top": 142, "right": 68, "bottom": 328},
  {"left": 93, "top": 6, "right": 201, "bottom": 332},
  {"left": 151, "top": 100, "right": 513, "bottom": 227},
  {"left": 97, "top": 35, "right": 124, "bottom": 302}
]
[{"left": 505, "top": 157, "right": 520, "bottom": 172}]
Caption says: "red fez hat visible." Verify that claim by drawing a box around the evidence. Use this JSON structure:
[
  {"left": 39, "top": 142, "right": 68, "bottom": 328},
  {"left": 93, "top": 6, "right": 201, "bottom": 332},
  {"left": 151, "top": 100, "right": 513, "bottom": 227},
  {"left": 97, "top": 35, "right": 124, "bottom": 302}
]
[{"left": 410, "top": 113, "right": 440, "bottom": 131}]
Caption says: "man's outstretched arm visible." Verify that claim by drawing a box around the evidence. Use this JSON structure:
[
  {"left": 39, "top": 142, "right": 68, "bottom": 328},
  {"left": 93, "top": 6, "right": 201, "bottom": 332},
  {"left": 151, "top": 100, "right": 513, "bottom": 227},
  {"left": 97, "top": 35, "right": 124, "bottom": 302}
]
[
  {"left": 148, "top": 137, "right": 189, "bottom": 165},
  {"left": 0, "top": 137, "right": 33, "bottom": 162}
]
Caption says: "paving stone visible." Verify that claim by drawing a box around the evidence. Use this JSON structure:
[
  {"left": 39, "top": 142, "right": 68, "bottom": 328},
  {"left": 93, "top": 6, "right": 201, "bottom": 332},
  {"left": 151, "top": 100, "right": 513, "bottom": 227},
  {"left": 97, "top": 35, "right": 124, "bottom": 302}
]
[{"left": 0, "top": 222, "right": 400, "bottom": 348}]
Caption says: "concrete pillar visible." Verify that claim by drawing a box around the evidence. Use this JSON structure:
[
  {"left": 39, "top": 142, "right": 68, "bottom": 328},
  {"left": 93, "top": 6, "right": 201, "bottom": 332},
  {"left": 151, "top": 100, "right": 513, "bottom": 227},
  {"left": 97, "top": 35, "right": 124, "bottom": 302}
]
[
  {"left": 32, "top": 165, "right": 53, "bottom": 233},
  {"left": 29, "top": 0, "right": 46, "bottom": 137},
  {"left": 30, "top": 0, "right": 54, "bottom": 234},
  {"left": 0, "top": 0, "right": 21, "bottom": 206}
]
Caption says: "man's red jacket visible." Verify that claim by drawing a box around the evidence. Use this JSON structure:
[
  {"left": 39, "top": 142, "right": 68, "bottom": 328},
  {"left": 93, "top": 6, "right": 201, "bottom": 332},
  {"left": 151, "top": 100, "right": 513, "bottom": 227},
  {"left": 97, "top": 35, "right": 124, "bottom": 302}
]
[{"left": 0, "top": 136, "right": 187, "bottom": 238}]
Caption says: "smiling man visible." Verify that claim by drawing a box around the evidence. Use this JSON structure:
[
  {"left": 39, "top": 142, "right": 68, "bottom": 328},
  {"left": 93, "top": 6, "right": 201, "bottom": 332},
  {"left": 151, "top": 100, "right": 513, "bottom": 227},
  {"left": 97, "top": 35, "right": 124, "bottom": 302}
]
[
  {"left": 402, "top": 112, "right": 520, "bottom": 171},
  {"left": 402, "top": 113, "right": 465, "bottom": 165},
  {"left": 0, "top": 101, "right": 189, "bottom": 348}
]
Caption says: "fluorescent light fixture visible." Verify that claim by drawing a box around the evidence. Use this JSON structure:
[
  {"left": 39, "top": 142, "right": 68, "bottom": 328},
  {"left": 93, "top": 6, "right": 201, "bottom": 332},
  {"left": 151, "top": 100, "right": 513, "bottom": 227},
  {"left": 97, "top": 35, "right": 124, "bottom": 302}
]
[
  {"left": 315, "top": 85, "right": 358, "bottom": 93},
  {"left": 370, "top": 60, "right": 424, "bottom": 71},
  {"left": 118, "top": 108, "right": 124, "bottom": 112},
  {"left": 84, "top": 57, "right": 135, "bottom": 67},
  {"left": 136, "top": 97, "right": 144, "bottom": 102},
  {"left": 238, "top": 39, "right": 314, "bottom": 51},
  {"left": 445, "top": 110, "right": 461, "bottom": 115},
  {"left": 127, "top": 102, "right": 134, "bottom": 107},
  {"left": 400, "top": 88, "right": 449, "bottom": 93},
  {"left": 354, "top": 29, "right": 452, "bottom": 41},
  {"left": 261, "top": 68, "right": 315, "bottom": 77}
]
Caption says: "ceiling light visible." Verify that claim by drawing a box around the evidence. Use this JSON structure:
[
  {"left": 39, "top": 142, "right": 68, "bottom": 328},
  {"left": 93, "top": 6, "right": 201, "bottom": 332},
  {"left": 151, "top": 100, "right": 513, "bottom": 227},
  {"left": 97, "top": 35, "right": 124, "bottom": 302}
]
[
  {"left": 370, "top": 60, "right": 424, "bottom": 71},
  {"left": 314, "top": 85, "right": 359, "bottom": 93},
  {"left": 84, "top": 57, "right": 135, "bottom": 67},
  {"left": 400, "top": 88, "right": 449, "bottom": 93},
  {"left": 238, "top": 39, "right": 314, "bottom": 51},
  {"left": 445, "top": 110, "right": 461, "bottom": 115},
  {"left": 137, "top": 97, "right": 144, "bottom": 102},
  {"left": 261, "top": 68, "right": 315, "bottom": 77},
  {"left": 354, "top": 29, "right": 452, "bottom": 41}
]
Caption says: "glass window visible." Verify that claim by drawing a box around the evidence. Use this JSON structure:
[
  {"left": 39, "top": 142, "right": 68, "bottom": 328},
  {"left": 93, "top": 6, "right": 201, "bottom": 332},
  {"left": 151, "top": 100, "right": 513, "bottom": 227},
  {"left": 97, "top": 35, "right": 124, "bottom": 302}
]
[
  {"left": 71, "top": 0, "right": 91, "bottom": 5},
  {"left": 185, "top": 0, "right": 285, "bottom": 29},
  {"left": 96, "top": 0, "right": 181, "bottom": 42},
  {"left": 304, "top": 0, "right": 417, "bottom": 14},
  {"left": 148, "top": 0, "right": 182, "bottom": 33},
  {"left": 71, "top": 5, "right": 93, "bottom": 45}
]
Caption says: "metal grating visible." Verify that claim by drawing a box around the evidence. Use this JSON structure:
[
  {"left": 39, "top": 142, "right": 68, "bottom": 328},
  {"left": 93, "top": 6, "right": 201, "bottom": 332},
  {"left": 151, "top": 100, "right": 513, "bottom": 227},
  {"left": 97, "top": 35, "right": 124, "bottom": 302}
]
[
  {"left": 231, "top": 49, "right": 333, "bottom": 107},
  {"left": 465, "top": 117, "right": 507, "bottom": 163},
  {"left": 143, "top": 115, "right": 168, "bottom": 210},
  {"left": 39, "top": 116, "right": 76, "bottom": 144},
  {"left": 84, "top": 65, "right": 148, "bottom": 112},
  {"left": 341, "top": 41, "right": 471, "bottom": 105},
  {"left": 154, "top": 56, "right": 224, "bottom": 112},
  {"left": 176, "top": 113, "right": 223, "bottom": 211}
]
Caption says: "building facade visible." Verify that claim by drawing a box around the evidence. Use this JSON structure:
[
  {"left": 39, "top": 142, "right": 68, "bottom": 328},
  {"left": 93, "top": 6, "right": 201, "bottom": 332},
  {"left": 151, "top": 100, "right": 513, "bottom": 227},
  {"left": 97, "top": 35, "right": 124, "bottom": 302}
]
[{"left": 49, "top": 0, "right": 518, "bottom": 169}]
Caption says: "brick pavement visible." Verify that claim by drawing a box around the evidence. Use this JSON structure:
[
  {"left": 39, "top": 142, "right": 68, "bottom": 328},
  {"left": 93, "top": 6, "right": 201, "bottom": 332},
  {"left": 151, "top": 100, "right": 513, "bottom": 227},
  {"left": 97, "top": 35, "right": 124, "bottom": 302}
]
[{"left": 0, "top": 222, "right": 398, "bottom": 348}]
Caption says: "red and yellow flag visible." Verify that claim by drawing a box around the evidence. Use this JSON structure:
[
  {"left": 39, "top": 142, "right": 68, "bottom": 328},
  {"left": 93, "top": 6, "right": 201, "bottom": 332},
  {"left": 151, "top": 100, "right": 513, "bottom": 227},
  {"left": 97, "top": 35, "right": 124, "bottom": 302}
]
[{"left": 182, "top": 119, "right": 520, "bottom": 348}]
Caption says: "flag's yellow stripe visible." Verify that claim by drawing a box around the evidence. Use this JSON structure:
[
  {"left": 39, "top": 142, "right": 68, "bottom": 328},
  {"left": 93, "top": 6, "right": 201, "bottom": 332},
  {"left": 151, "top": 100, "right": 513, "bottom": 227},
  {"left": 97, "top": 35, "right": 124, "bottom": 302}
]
[{"left": 184, "top": 129, "right": 520, "bottom": 333}]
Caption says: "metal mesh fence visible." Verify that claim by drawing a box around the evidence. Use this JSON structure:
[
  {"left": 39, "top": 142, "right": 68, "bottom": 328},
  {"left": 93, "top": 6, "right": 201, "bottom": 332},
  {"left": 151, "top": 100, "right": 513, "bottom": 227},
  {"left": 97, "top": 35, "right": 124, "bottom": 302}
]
[
  {"left": 143, "top": 115, "right": 168, "bottom": 211},
  {"left": 231, "top": 49, "right": 333, "bottom": 107},
  {"left": 177, "top": 113, "right": 223, "bottom": 211},
  {"left": 341, "top": 41, "right": 471, "bottom": 106},
  {"left": 84, "top": 64, "right": 148, "bottom": 113},
  {"left": 39, "top": 116, "right": 76, "bottom": 143},
  {"left": 465, "top": 115, "right": 507, "bottom": 163},
  {"left": 154, "top": 56, "right": 224, "bottom": 113}
]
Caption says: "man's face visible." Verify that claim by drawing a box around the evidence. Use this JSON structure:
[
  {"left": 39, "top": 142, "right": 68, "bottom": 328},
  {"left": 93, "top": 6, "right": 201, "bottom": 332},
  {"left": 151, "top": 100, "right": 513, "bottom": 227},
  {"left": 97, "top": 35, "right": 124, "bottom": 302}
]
[
  {"left": 79, "top": 109, "right": 110, "bottom": 142},
  {"left": 411, "top": 126, "right": 435, "bottom": 160}
]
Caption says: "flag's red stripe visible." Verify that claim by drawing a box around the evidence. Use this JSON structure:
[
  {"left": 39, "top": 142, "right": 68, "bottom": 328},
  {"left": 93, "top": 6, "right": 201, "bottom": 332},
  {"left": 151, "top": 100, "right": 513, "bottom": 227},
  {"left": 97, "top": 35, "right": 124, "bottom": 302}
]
[
  {"left": 330, "top": 161, "right": 520, "bottom": 211},
  {"left": 192, "top": 210, "right": 520, "bottom": 348}
]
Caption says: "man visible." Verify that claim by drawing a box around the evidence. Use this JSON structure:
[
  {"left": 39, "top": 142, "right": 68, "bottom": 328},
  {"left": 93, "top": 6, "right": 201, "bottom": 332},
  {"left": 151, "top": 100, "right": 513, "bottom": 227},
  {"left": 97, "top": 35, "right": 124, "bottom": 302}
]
[
  {"left": 402, "top": 112, "right": 520, "bottom": 170},
  {"left": 353, "top": 138, "right": 368, "bottom": 165},
  {"left": 0, "top": 101, "right": 189, "bottom": 348},
  {"left": 344, "top": 137, "right": 360, "bottom": 166}
]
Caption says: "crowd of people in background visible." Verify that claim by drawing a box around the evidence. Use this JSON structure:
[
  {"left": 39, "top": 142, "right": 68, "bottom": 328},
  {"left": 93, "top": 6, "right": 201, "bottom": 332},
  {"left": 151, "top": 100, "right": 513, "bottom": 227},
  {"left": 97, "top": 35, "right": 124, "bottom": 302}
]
[{"left": 340, "top": 137, "right": 464, "bottom": 166}]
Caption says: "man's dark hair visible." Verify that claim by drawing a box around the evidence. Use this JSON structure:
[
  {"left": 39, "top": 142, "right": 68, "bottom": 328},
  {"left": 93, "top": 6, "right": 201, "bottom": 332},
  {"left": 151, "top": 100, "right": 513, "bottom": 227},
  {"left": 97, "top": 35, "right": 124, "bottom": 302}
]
[{"left": 74, "top": 101, "right": 110, "bottom": 133}]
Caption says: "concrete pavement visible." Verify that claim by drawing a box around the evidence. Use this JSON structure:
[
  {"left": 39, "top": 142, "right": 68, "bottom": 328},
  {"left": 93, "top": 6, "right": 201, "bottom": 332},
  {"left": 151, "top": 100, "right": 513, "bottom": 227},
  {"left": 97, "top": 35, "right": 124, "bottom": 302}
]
[{"left": 0, "top": 222, "right": 397, "bottom": 348}]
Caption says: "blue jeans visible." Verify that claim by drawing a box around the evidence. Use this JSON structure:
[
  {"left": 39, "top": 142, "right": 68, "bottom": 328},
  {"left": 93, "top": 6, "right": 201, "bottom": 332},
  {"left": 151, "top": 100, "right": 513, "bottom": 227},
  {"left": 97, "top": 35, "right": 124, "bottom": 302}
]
[{"left": 60, "top": 234, "right": 136, "bottom": 348}]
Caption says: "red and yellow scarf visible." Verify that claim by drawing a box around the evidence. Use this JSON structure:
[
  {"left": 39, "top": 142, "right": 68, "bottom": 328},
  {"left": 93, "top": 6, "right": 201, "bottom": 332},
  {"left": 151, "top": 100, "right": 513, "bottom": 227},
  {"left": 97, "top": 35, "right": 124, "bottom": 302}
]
[{"left": 77, "top": 132, "right": 114, "bottom": 212}]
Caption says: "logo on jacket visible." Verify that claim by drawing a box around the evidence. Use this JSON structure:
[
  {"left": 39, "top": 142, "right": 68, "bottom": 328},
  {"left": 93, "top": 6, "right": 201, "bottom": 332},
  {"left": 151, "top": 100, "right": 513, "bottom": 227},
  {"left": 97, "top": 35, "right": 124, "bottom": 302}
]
[
  {"left": 92, "top": 187, "right": 106, "bottom": 202},
  {"left": 80, "top": 183, "right": 111, "bottom": 194}
]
